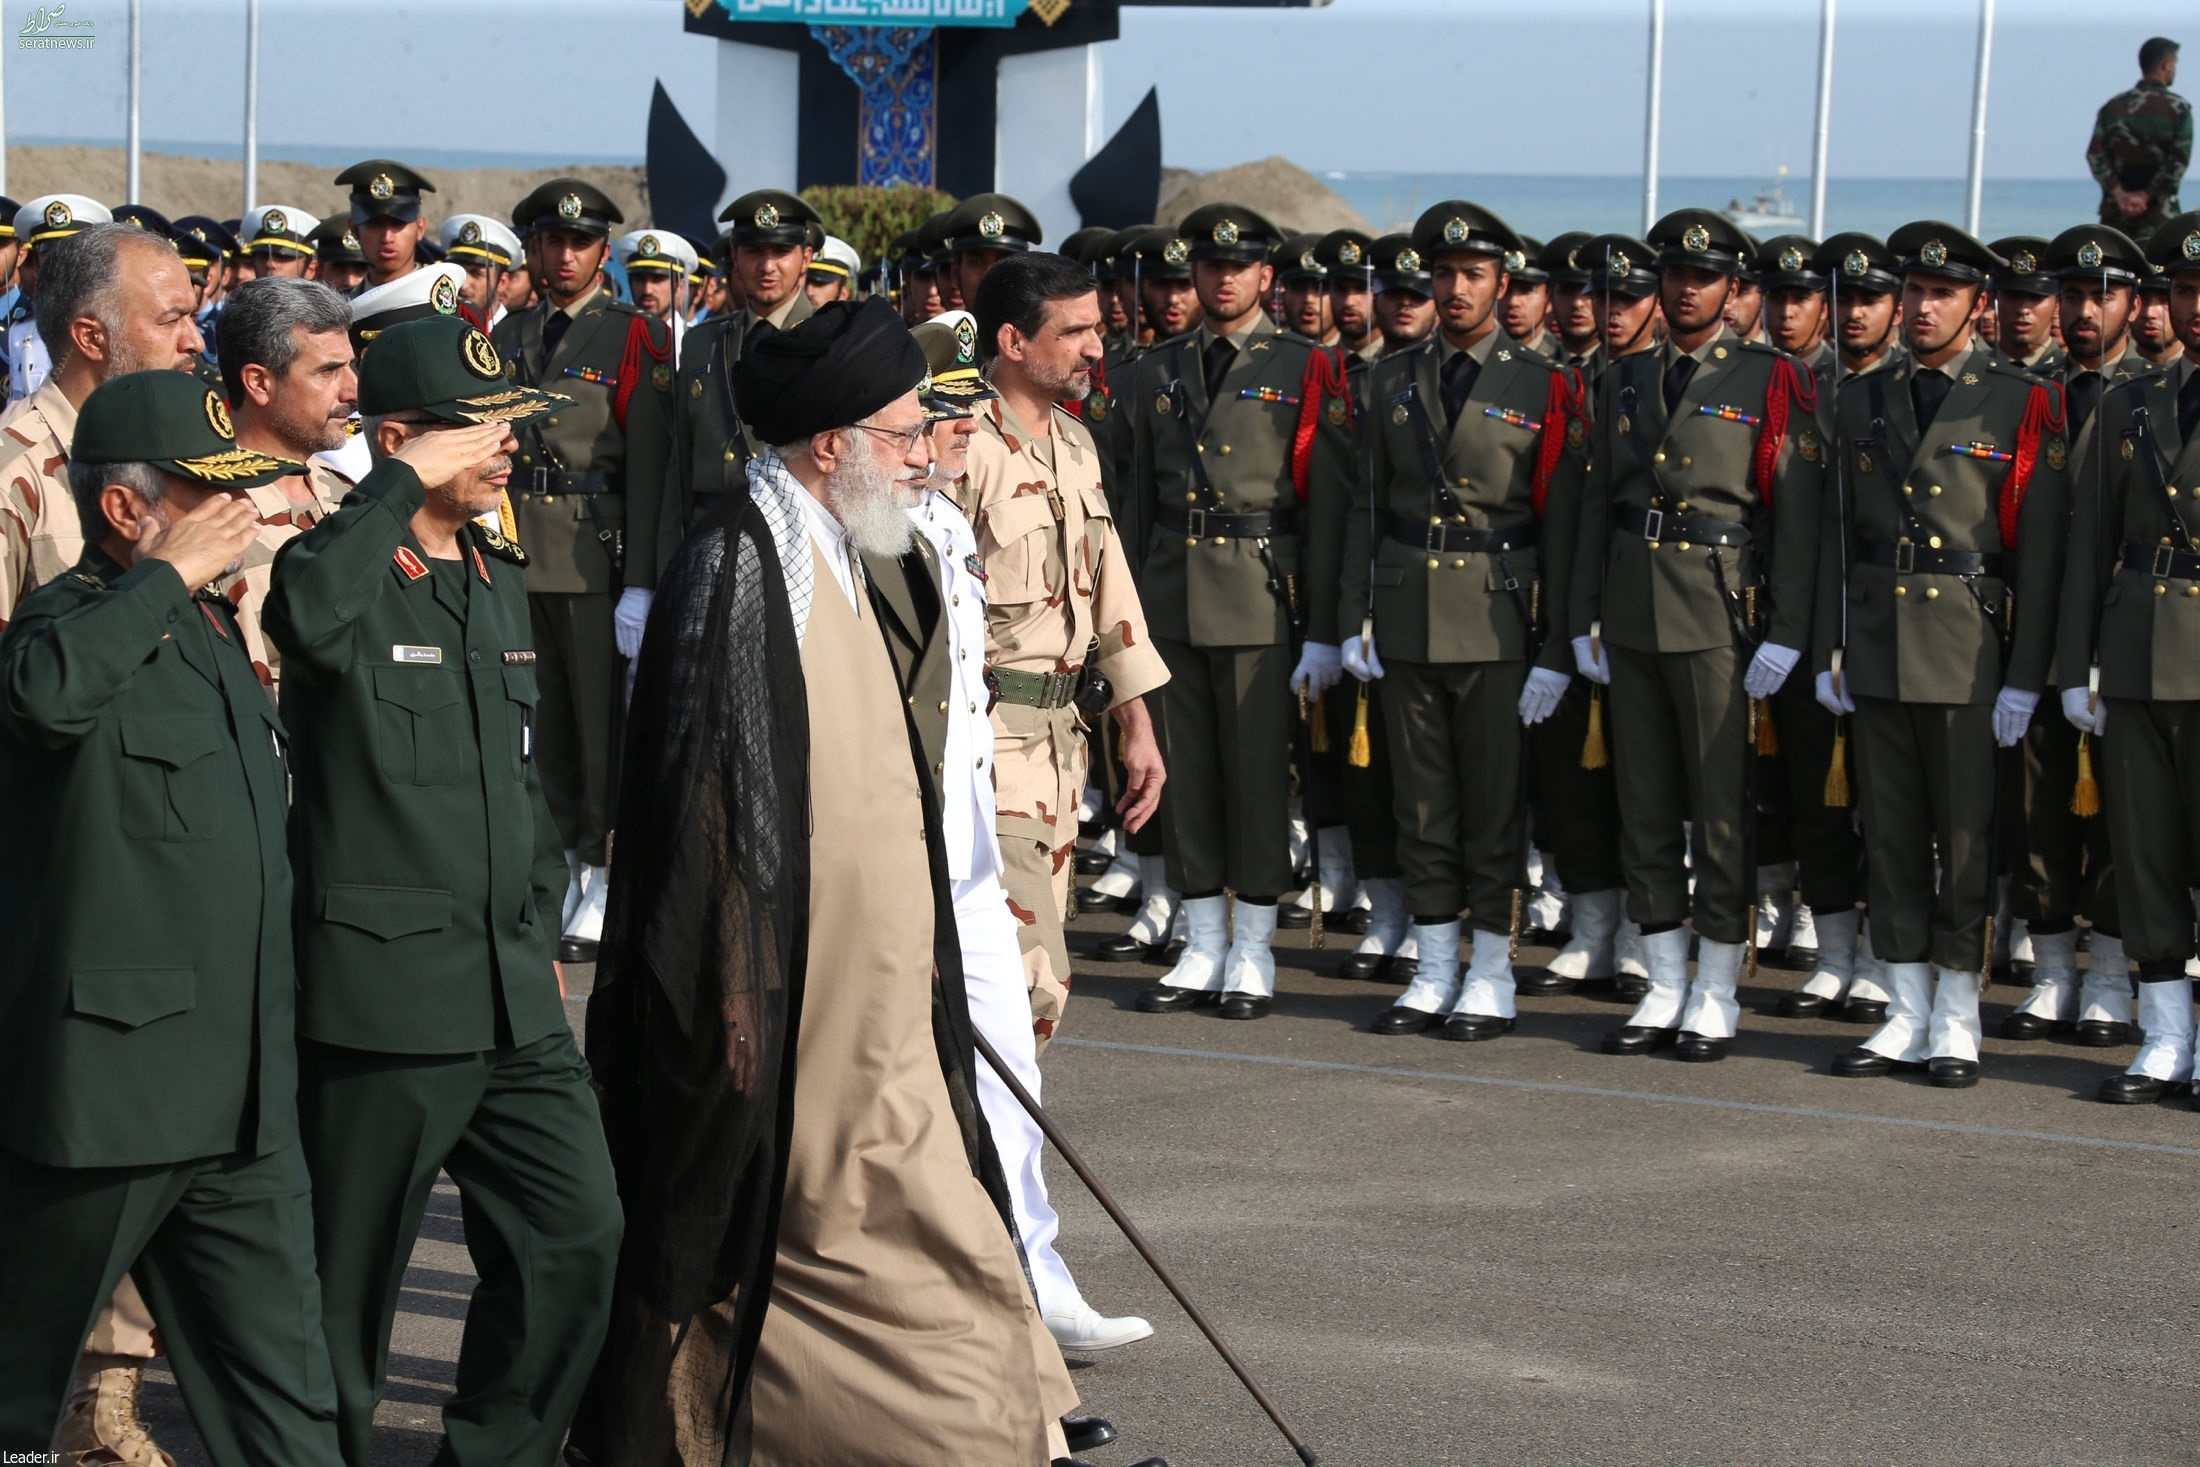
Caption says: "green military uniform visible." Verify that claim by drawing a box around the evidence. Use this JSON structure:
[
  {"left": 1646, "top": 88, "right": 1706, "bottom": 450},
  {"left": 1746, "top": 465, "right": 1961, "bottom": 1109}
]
[
  {"left": 0, "top": 372, "right": 343, "bottom": 1466},
  {"left": 1574, "top": 211, "right": 1824, "bottom": 1061},
  {"left": 1340, "top": 202, "right": 1587, "bottom": 1040},
  {"left": 1817, "top": 222, "right": 2073, "bottom": 1088},
  {"left": 2059, "top": 211, "right": 2200, "bottom": 1102},
  {"left": 264, "top": 318, "right": 621, "bottom": 1466},
  {"left": 491, "top": 180, "right": 673, "bottom": 923},
  {"left": 2089, "top": 76, "right": 2193, "bottom": 243},
  {"left": 1988, "top": 236, "right": 2065, "bottom": 375},
  {"left": 1129, "top": 203, "right": 1356, "bottom": 1018}
]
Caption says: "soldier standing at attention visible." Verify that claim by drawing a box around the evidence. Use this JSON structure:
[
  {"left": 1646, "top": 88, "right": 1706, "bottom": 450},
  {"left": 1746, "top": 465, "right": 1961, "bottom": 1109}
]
[
  {"left": 1370, "top": 233, "right": 1437, "bottom": 354},
  {"left": 1338, "top": 202, "right": 1588, "bottom": 1040},
  {"left": 239, "top": 205, "right": 318, "bottom": 281},
  {"left": 1543, "top": 233, "right": 1603, "bottom": 373},
  {"left": 8, "top": 195, "right": 113, "bottom": 404},
  {"left": 1572, "top": 210, "right": 1824, "bottom": 1062},
  {"left": 265, "top": 317, "right": 622, "bottom": 1466},
  {"left": 1725, "top": 248, "right": 1766, "bottom": 342},
  {"left": 612, "top": 228, "right": 698, "bottom": 360},
  {"left": 2090, "top": 38, "right": 2191, "bottom": 245},
  {"left": 1987, "top": 237, "right": 2062, "bottom": 373},
  {"left": 492, "top": 178, "right": 674, "bottom": 963},
  {"left": 944, "top": 192, "right": 1042, "bottom": 308},
  {"left": 1128, "top": 202, "right": 1355, "bottom": 1020},
  {"left": 332, "top": 160, "right": 434, "bottom": 292},
  {"left": 1815, "top": 223, "right": 2072, "bottom": 1089},
  {"left": 307, "top": 217, "right": 369, "bottom": 295},
  {"left": 0, "top": 371, "right": 345, "bottom": 1467},
  {"left": 1500, "top": 237, "right": 1555, "bottom": 356},
  {"left": 2135, "top": 265, "right": 2184, "bottom": 365},
  {"left": 440, "top": 215, "right": 524, "bottom": 331}
]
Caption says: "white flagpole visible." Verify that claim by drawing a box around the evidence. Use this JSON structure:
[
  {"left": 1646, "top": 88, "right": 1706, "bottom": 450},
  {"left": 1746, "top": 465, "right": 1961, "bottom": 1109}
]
[
  {"left": 1964, "top": 0, "right": 1995, "bottom": 235},
  {"left": 1810, "top": 0, "right": 1836, "bottom": 239},
  {"left": 125, "top": 0, "right": 141, "bottom": 203},
  {"left": 1642, "top": 0, "right": 1664, "bottom": 234},
  {"left": 242, "top": 0, "right": 261, "bottom": 214}
]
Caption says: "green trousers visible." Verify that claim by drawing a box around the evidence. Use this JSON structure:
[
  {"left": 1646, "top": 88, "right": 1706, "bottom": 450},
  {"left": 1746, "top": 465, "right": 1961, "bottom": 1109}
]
[
  {"left": 0, "top": 1141, "right": 342, "bottom": 1464},
  {"left": 299, "top": 1029, "right": 622, "bottom": 1467},
  {"left": 1758, "top": 675, "right": 1864, "bottom": 913},
  {"left": 1315, "top": 682, "right": 1402, "bottom": 880},
  {"left": 1529, "top": 680, "right": 1624, "bottom": 896},
  {"left": 1383, "top": 658, "right": 1526, "bottom": 929},
  {"left": 530, "top": 591, "right": 619, "bottom": 868},
  {"left": 2102, "top": 700, "right": 2200, "bottom": 967},
  {"left": 1607, "top": 643, "right": 1753, "bottom": 943},
  {"left": 2002, "top": 685, "right": 2118, "bottom": 931},
  {"left": 1154, "top": 638, "right": 1295, "bottom": 897},
  {"left": 1851, "top": 697, "right": 1998, "bottom": 970}
]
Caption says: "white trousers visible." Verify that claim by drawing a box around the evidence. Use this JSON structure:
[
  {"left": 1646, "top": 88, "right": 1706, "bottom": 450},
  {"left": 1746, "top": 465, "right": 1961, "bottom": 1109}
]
[{"left": 955, "top": 874, "right": 1080, "bottom": 1318}]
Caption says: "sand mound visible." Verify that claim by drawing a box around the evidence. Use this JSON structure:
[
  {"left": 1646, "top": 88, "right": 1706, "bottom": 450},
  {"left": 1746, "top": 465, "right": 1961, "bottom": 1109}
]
[{"left": 1156, "top": 156, "right": 1371, "bottom": 238}]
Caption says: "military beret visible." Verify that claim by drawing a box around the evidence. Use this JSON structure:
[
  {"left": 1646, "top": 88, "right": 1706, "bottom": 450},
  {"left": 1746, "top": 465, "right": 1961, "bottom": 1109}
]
[
  {"left": 1886, "top": 221, "right": 2000, "bottom": 285},
  {"left": 2045, "top": 223, "right": 2147, "bottom": 285},
  {"left": 945, "top": 192, "right": 1042, "bottom": 256},
  {"left": 348, "top": 262, "right": 466, "bottom": 350},
  {"left": 307, "top": 216, "right": 364, "bottom": 265},
  {"left": 335, "top": 158, "right": 435, "bottom": 225},
  {"left": 1987, "top": 236, "right": 2054, "bottom": 296},
  {"left": 1648, "top": 208, "right": 1752, "bottom": 275},
  {"left": 735, "top": 296, "right": 928, "bottom": 446},
  {"left": 18, "top": 194, "right": 109, "bottom": 246},
  {"left": 75, "top": 370, "right": 298, "bottom": 488},
  {"left": 173, "top": 215, "right": 239, "bottom": 266},
  {"left": 1179, "top": 202, "right": 1281, "bottom": 264},
  {"left": 1408, "top": 200, "right": 1522, "bottom": 264},
  {"left": 1369, "top": 232, "right": 1433, "bottom": 297},
  {"left": 1274, "top": 231, "right": 1328, "bottom": 284},
  {"left": 1122, "top": 224, "right": 1193, "bottom": 282},
  {"left": 1540, "top": 231, "right": 1597, "bottom": 287},
  {"left": 358, "top": 315, "right": 564, "bottom": 426},
  {"left": 1813, "top": 233, "right": 1902, "bottom": 295},
  {"left": 241, "top": 204, "right": 318, "bottom": 258},
  {"left": 912, "top": 308, "right": 996, "bottom": 419},
  {"left": 512, "top": 178, "right": 621, "bottom": 238},
  {"left": 1578, "top": 233, "right": 1660, "bottom": 299},
  {"left": 1754, "top": 234, "right": 1825, "bottom": 292},
  {"left": 719, "top": 189, "right": 820, "bottom": 249},
  {"left": 440, "top": 214, "right": 522, "bottom": 269}
]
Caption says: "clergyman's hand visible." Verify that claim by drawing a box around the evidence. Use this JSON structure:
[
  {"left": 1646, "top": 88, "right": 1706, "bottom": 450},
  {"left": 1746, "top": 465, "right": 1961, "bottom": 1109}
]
[{"left": 139, "top": 493, "right": 259, "bottom": 588}]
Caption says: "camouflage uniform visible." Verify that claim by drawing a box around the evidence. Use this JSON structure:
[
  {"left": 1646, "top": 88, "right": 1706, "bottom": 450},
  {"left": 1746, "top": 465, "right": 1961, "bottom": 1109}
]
[
  {"left": 2089, "top": 80, "right": 2193, "bottom": 243},
  {"left": 224, "top": 461, "right": 353, "bottom": 690},
  {"left": 0, "top": 380, "right": 80, "bottom": 622}
]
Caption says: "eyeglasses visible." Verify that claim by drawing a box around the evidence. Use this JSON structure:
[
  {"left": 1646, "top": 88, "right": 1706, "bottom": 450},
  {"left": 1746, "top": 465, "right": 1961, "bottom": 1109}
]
[{"left": 847, "top": 421, "right": 928, "bottom": 455}]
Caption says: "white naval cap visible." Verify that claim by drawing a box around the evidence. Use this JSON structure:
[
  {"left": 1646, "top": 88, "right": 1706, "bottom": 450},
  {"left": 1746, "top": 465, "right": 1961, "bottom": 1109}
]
[
  {"left": 348, "top": 262, "right": 466, "bottom": 345},
  {"left": 17, "top": 194, "right": 110, "bottom": 246},
  {"left": 612, "top": 228, "right": 698, "bottom": 277},
  {"left": 241, "top": 204, "right": 320, "bottom": 256},
  {"left": 439, "top": 214, "right": 522, "bottom": 269},
  {"left": 811, "top": 234, "right": 861, "bottom": 281}
]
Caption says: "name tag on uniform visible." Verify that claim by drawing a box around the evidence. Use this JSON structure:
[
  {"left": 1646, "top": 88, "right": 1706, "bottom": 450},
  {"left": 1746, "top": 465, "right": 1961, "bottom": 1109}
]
[{"left": 393, "top": 644, "right": 443, "bottom": 664}]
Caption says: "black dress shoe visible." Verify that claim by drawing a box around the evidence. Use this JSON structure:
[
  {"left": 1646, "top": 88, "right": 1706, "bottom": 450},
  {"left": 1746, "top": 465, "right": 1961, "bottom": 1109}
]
[
  {"left": 2074, "top": 1020, "right": 2136, "bottom": 1047},
  {"left": 1777, "top": 944, "right": 1818, "bottom": 972},
  {"left": 1136, "top": 984, "right": 1219, "bottom": 1014},
  {"left": 1614, "top": 975, "right": 1651, "bottom": 1001},
  {"left": 1217, "top": 993, "right": 1271, "bottom": 1020},
  {"left": 1601, "top": 1024, "right": 1677, "bottom": 1056},
  {"left": 1526, "top": 926, "right": 1568, "bottom": 947},
  {"left": 1927, "top": 1056, "right": 1980, "bottom": 1088},
  {"left": 1756, "top": 944, "right": 1791, "bottom": 971},
  {"left": 1074, "top": 847, "right": 1114, "bottom": 877},
  {"left": 1515, "top": 969, "right": 1577, "bottom": 997},
  {"left": 1093, "top": 933, "right": 1170, "bottom": 963},
  {"left": 1673, "top": 1033, "right": 1730, "bottom": 1062},
  {"left": 2098, "top": 1072, "right": 2185, "bottom": 1104},
  {"left": 1337, "top": 951, "right": 1396, "bottom": 982},
  {"left": 1778, "top": 991, "right": 1830, "bottom": 1018},
  {"left": 558, "top": 936, "right": 600, "bottom": 964},
  {"left": 1440, "top": 1013, "right": 1515, "bottom": 1042},
  {"left": 1840, "top": 999, "right": 1888, "bottom": 1024},
  {"left": 1999, "top": 1010, "right": 2060, "bottom": 1040},
  {"left": 1061, "top": 1416, "right": 1117, "bottom": 1454},
  {"left": 1371, "top": 1005, "right": 1440, "bottom": 1035},
  {"left": 1076, "top": 885, "right": 1133, "bottom": 915},
  {"left": 1831, "top": 1046, "right": 1909, "bottom": 1077},
  {"left": 1276, "top": 904, "right": 1314, "bottom": 929},
  {"left": 1338, "top": 906, "right": 1373, "bottom": 934}
]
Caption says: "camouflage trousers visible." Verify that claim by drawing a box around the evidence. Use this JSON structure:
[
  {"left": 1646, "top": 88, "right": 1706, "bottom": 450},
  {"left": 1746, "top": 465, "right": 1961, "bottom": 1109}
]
[{"left": 993, "top": 703, "right": 1089, "bottom": 1055}]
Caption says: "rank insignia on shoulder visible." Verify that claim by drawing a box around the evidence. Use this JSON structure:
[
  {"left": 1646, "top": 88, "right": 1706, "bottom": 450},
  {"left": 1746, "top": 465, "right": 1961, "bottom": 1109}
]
[
  {"left": 1961, "top": 372, "right": 1979, "bottom": 387},
  {"left": 477, "top": 524, "right": 529, "bottom": 566},
  {"left": 1391, "top": 402, "right": 1410, "bottom": 427},
  {"left": 1797, "top": 428, "right": 1821, "bottom": 461},
  {"left": 2046, "top": 437, "right": 2067, "bottom": 471},
  {"left": 393, "top": 644, "right": 443, "bottom": 664},
  {"left": 1327, "top": 396, "right": 1348, "bottom": 426},
  {"left": 393, "top": 546, "right": 429, "bottom": 580},
  {"left": 472, "top": 547, "right": 492, "bottom": 585},
  {"left": 66, "top": 570, "right": 106, "bottom": 590},
  {"left": 1566, "top": 418, "right": 1587, "bottom": 450},
  {"left": 1496, "top": 349, "right": 1512, "bottom": 363},
  {"left": 651, "top": 361, "right": 672, "bottom": 392},
  {"left": 501, "top": 650, "right": 537, "bottom": 665}
]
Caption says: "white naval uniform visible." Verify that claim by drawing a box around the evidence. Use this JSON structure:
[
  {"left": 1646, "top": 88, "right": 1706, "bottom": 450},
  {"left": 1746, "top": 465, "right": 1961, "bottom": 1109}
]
[
  {"left": 908, "top": 483, "right": 1082, "bottom": 1318},
  {"left": 7, "top": 311, "right": 48, "bottom": 403}
]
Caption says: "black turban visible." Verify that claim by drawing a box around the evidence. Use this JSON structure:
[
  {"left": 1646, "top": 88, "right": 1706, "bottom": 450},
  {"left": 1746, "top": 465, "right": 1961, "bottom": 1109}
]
[{"left": 734, "top": 295, "right": 929, "bottom": 445}]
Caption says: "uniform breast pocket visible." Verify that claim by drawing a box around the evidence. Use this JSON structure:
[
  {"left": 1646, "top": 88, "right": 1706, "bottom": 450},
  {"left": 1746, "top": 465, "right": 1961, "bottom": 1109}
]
[
  {"left": 372, "top": 666, "right": 469, "bottom": 786},
  {"left": 502, "top": 663, "right": 539, "bottom": 781},
  {"left": 119, "top": 717, "right": 227, "bottom": 842},
  {"left": 980, "top": 495, "right": 1058, "bottom": 605}
]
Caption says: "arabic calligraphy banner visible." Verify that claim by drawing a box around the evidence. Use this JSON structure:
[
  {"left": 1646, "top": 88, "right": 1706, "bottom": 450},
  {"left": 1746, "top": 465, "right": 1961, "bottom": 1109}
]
[{"left": 713, "top": 0, "right": 1032, "bottom": 27}]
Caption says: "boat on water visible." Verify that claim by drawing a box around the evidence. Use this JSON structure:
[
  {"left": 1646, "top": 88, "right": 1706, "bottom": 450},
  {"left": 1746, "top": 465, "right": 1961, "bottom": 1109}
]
[{"left": 1724, "top": 168, "right": 1801, "bottom": 235}]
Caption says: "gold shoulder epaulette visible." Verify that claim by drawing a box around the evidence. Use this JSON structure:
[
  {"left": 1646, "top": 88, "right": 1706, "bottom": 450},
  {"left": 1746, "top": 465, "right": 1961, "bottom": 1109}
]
[{"left": 476, "top": 523, "right": 530, "bottom": 566}]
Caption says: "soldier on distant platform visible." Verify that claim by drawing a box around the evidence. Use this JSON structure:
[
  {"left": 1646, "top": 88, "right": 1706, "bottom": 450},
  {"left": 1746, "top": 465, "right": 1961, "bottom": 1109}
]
[{"left": 2090, "top": 37, "right": 2191, "bottom": 244}]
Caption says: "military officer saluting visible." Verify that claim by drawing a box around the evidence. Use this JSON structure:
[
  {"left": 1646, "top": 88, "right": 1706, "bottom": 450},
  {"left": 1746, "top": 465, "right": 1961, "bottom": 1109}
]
[
  {"left": 1572, "top": 209, "right": 1825, "bottom": 1062},
  {"left": 492, "top": 178, "right": 674, "bottom": 962},
  {"left": 1127, "top": 201, "right": 1356, "bottom": 1019},
  {"left": 264, "top": 317, "right": 622, "bottom": 1465},
  {"left": 1814, "top": 223, "right": 2073, "bottom": 1088},
  {"left": 1338, "top": 201, "right": 1589, "bottom": 1040},
  {"left": 0, "top": 371, "right": 345, "bottom": 1466}
]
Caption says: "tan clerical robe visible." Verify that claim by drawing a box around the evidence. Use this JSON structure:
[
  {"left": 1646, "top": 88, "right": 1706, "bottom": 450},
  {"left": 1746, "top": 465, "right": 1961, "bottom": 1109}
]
[{"left": 747, "top": 545, "right": 1074, "bottom": 1467}]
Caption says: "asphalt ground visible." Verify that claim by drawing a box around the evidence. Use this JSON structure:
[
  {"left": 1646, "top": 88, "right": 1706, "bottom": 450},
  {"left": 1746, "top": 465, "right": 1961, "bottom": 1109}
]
[{"left": 142, "top": 897, "right": 2200, "bottom": 1466}]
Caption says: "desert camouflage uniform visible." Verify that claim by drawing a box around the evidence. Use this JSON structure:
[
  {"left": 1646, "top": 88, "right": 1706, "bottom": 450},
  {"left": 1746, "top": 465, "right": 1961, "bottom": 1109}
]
[
  {"left": 0, "top": 379, "right": 80, "bottom": 621},
  {"left": 224, "top": 461, "right": 353, "bottom": 689},
  {"left": 2089, "top": 80, "right": 2194, "bottom": 243}
]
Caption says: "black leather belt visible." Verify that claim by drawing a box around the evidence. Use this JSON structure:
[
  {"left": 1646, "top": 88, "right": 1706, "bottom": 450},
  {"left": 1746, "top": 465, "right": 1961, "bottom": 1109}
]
[
  {"left": 1627, "top": 509, "right": 1750, "bottom": 547},
  {"left": 1862, "top": 541, "right": 2003, "bottom": 576},
  {"left": 1158, "top": 506, "right": 1292, "bottom": 539},
  {"left": 1388, "top": 515, "right": 1538, "bottom": 554},
  {"left": 2123, "top": 541, "right": 2200, "bottom": 579},
  {"left": 516, "top": 469, "right": 612, "bottom": 499}
]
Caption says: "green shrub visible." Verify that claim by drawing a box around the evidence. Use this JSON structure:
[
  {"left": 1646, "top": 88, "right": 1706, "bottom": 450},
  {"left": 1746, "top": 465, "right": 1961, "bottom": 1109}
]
[{"left": 800, "top": 184, "right": 958, "bottom": 276}]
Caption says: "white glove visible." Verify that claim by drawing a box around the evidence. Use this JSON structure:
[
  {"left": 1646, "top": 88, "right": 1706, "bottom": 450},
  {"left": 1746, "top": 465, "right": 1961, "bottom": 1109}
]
[
  {"left": 1291, "top": 642, "right": 1344, "bottom": 698},
  {"left": 1743, "top": 642, "right": 1801, "bottom": 700},
  {"left": 2061, "top": 685, "right": 2108, "bottom": 737},
  {"left": 1993, "top": 686, "right": 2039, "bottom": 747},
  {"left": 1342, "top": 634, "right": 1385, "bottom": 682},
  {"left": 1814, "top": 669, "right": 1855, "bottom": 717},
  {"left": 1518, "top": 667, "right": 1571, "bottom": 725},
  {"left": 614, "top": 586, "right": 654, "bottom": 661},
  {"left": 1570, "top": 634, "right": 1610, "bottom": 685}
]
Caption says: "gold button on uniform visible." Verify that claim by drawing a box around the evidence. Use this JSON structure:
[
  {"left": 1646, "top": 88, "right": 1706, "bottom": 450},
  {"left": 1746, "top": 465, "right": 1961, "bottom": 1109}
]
[
  {"left": 1654, "top": 451, "right": 1668, "bottom": 465},
  {"left": 937, "top": 700, "right": 949, "bottom": 713},
  {"left": 1679, "top": 456, "right": 1693, "bottom": 469},
  {"left": 1928, "top": 536, "right": 1942, "bottom": 548},
  {"left": 2156, "top": 583, "right": 2170, "bottom": 595},
  {"left": 1895, "top": 585, "right": 1908, "bottom": 597},
  {"left": 724, "top": 449, "right": 736, "bottom": 461},
  {"left": 1218, "top": 444, "right": 1233, "bottom": 456},
  {"left": 1929, "top": 485, "right": 1943, "bottom": 496},
  {"left": 1426, "top": 558, "right": 1440, "bottom": 569},
  {"left": 1452, "top": 558, "right": 1467, "bottom": 569},
  {"left": 1925, "top": 587, "right": 1940, "bottom": 599}
]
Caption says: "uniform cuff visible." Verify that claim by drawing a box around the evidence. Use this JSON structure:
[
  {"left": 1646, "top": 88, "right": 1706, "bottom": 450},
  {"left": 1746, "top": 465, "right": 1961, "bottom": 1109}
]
[{"left": 1100, "top": 643, "right": 1170, "bottom": 708}]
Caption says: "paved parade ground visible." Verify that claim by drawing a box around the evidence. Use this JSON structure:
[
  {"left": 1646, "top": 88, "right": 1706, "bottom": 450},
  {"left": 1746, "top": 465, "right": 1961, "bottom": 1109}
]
[{"left": 146, "top": 911, "right": 2200, "bottom": 1467}]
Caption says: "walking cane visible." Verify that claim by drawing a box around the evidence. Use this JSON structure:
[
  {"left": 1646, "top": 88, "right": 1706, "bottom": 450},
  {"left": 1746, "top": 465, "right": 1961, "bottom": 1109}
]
[{"left": 972, "top": 1031, "right": 1322, "bottom": 1466}]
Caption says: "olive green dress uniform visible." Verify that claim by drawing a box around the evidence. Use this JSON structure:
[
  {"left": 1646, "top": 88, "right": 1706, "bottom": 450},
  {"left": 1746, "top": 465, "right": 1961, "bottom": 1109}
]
[
  {"left": 493, "top": 253, "right": 674, "bottom": 870},
  {"left": 266, "top": 320, "right": 621, "bottom": 1467},
  {"left": 665, "top": 290, "right": 814, "bottom": 533},
  {"left": 0, "top": 374, "right": 342, "bottom": 1466}
]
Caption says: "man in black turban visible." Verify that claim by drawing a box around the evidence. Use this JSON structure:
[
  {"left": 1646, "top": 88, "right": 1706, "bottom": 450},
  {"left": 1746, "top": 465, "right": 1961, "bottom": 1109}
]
[{"left": 579, "top": 296, "right": 1083, "bottom": 1466}]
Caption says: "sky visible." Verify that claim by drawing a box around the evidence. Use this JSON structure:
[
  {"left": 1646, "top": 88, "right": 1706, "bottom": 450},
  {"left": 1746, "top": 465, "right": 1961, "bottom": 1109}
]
[{"left": 3, "top": 0, "right": 2194, "bottom": 184}]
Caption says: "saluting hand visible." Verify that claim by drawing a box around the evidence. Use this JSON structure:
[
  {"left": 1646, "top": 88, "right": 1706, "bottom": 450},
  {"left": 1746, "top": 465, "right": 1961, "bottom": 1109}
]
[
  {"left": 138, "top": 493, "right": 260, "bottom": 588},
  {"left": 392, "top": 422, "right": 515, "bottom": 491}
]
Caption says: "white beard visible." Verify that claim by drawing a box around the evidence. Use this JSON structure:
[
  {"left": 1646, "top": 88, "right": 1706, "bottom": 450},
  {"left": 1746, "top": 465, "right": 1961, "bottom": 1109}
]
[{"left": 826, "top": 444, "right": 918, "bottom": 558}]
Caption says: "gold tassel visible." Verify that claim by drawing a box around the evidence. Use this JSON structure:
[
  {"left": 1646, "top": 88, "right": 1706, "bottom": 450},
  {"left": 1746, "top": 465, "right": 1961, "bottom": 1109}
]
[
  {"left": 1754, "top": 698, "right": 1779, "bottom": 755},
  {"left": 1308, "top": 691, "right": 1330, "bottom": 753},
  {"left": 1347, "top": 684, "right": 1372, "bottom": 768},
  {"left": 1581, "top": 688, "right": 1609, "bottom": 769},
  {"left": 1824, "top": 725, "right": 1852, "bottom": 808},
  {"left": 2071, "top": 733, "right": 2102, "bottom": 817}
]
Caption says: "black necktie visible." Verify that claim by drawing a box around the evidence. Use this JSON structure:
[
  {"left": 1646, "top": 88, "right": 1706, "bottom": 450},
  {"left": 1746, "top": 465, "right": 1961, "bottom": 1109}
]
[
  {"left": 2179, "top": 369, "right": 2200, "bottom": 444},
  {"left": 746, "top": 315, "right": 776, "bottom": 345},
  {"left": 1910, "top": 367, "right": 1952, "bottom": 432},
  {"left": 1441, "top": 349, "right": 1480, "bottom": 424},
  {"left": 2068, "top": 370, "right": 2103, "bottom": 437},
  {"left": 541, "top": 309, "right": 570, "bottom": 363},
  {"left": 1202, "top": 334, "right": 1236, "bottom": 401},
  {"left": 1662, "top": 352, "right": 1698, "bottom": 414}
]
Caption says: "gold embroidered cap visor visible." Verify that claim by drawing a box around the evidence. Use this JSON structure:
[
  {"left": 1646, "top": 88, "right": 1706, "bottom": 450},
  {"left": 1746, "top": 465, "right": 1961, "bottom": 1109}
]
[
  {"left": 73, "top": 371, "right": 301, "bottom": 490},
  {"left": 356, "top": 316, "right": 566, "bottom": 426}
]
